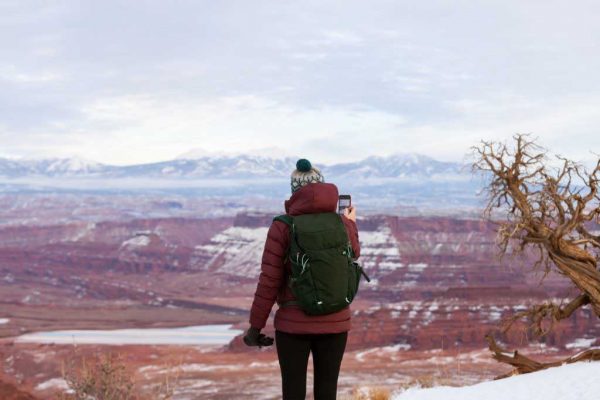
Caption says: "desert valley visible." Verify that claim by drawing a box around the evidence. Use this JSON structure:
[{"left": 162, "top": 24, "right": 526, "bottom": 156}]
[{"left": 1, "top": 154, "right": 599, "bottom": 399}]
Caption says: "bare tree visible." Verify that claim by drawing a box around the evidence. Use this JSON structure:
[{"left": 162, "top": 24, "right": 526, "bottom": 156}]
[{"left": 472, "top": 134, "right": 600, "bottom": 378}]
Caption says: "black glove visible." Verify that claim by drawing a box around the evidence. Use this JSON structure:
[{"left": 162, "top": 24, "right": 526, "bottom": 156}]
[{"left": 243, "top": 327, "right": 274, "bottom": 348}]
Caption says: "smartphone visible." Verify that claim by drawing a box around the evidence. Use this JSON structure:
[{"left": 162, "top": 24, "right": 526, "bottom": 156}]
[{"left": 338, "top": 194, "right": 351, "bottom": 215}]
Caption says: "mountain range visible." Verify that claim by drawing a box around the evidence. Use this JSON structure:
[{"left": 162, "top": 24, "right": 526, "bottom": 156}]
[{"left": 0, "top": 153, "right": 468, "bottom": 180}]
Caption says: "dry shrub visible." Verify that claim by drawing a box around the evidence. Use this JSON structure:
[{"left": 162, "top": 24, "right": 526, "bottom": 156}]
[
  {"left": 345, "top": 386, "right": 391, "bottom": 400},
  {"left": 145, "top": 357, "right": 183, "bottom": 400},
  {"left": 398, "top": 374, "right": 457, "bottom": 390},
  {"left": 55, "top": 345, "right": 182, "bottom": 400},
  {"left": 407, "top": 375, "right": 435, "bottom": 389},
  {"left": 58, "top": 351, "right": 136, "bottom": 400}
]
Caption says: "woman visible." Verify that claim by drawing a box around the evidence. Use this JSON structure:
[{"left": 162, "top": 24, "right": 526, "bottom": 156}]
[{"left": 243, "top": 159, "right": 360, "bottom": 400}]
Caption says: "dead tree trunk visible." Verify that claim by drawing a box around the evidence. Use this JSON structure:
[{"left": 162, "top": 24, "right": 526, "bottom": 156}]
[{"left": 472, "top": 134, "right": 600, "bottom": 378}]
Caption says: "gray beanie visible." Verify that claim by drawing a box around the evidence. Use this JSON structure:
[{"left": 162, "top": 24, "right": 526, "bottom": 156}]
[{"left": 291, "top": 159, "right": 324, "bottom": 193}]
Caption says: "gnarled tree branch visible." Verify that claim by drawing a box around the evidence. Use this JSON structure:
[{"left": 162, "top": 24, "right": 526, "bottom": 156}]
[
  {"left": 486, "top": 335, "right": 600, "bottom": 379},
  {"left": 472, "top": 134, "right": 600, "bottom": 376}
]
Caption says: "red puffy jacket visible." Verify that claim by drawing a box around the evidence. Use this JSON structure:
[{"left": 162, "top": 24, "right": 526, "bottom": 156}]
[{"left": 249, "top": 182, "right": 361, "bottom": 334}]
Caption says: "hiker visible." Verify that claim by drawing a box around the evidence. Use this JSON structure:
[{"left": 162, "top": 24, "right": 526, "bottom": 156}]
[{"left": 243, "top": 159, "right": 361, "bottom": 400}]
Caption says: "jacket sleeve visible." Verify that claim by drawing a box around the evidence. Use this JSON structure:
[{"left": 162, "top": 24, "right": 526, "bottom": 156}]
[
  {"left": 341, "top": 216, "right": 360, "bottom": 259},
  {"left": 249, "top": 220, "right": 289, "bottom": 330}
]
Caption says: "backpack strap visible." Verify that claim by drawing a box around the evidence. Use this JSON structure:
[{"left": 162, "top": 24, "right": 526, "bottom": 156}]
[
  {"left": 273, "top": 214, "right": 293, "bottom": 226},
  {"left": 273, "top": 214, "right": 306, "bottom": 253},
  {"left": 273, "top": 214, "right": 308, "bottom": 308},
  {"left": 341, "top": 216, "right": 371, "bottom": 283},
  {"left": 273, "top": 215, "right": 293, "bottom": 308},
  {"left": 273, "top": 214, "right": 295, "bottom": 262}
]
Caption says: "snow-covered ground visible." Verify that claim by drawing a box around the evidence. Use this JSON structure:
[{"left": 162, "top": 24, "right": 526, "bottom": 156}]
[
  {"left": 14, "top": 324, "right": 242, "bottom": 345},
  {"left": 392, "top": 361, "right": 600, "bottom": 400}
]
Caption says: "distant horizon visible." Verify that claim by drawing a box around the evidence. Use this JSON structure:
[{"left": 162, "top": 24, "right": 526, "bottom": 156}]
[
  {"left": 1, "top": 143, "right": 597, "bottom": 168},
  {"left": 0, "top": 149, "right": 466, "bottom": 167}
]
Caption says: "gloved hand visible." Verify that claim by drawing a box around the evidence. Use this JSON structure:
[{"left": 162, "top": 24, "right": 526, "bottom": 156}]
[{"left": 243, "top": 326, "right": 274, "bottom": 348}]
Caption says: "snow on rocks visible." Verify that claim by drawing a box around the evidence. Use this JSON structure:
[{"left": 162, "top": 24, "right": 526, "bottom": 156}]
[
  {"left": 359, "top": 226, "right": 403, "bottom": 271},
  {"left": 35, "top": 377, "right": 70, "bottom": 391},
  {"left": 355, "top": 344, "right": 411, "bottom": 362},
  {"left": 120, "top": 234, "right": 152, "bottom": 248},
  {"left": 192, "top": 223, "right": 407, "bottom": 279},
  {"left": 68, "top": 221, "right": 96, "bottom": 242},
  {"left": 565, "top": 338, "right": 597, "bottom": 349},
  {"left": 192, "top": 226, "right": 269, "bottom": 276}
]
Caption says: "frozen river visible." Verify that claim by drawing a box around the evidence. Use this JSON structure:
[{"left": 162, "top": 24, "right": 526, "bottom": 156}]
[{"left": 14, "top": 324, "right": 243, "bottom": 345}]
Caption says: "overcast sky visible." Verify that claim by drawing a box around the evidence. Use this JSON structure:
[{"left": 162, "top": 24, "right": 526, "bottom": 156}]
[{"left": 1, "top": 0, "right": 599, "bottom": 165}]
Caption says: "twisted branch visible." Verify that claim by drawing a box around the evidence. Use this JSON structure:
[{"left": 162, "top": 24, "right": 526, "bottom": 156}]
[
  {"left": 486, "top": 335, "right": 600, "bottom": 379},
  {"left": 472, "top": 134, "right": 600, "bottom": 375}
]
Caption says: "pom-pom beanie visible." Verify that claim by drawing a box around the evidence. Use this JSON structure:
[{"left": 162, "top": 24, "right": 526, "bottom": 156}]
[{"left": 290, "top": 159, "right": 324, "bottom": 193}]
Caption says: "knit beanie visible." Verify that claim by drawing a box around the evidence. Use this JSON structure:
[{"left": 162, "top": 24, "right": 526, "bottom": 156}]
[{"left": 291, "top": 159, "right": 324, "bottom": 193}]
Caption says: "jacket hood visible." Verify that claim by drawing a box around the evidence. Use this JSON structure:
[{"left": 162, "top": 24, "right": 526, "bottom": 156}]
[{"left": 284, "top": 182, "right": 339, "bottom": 216}]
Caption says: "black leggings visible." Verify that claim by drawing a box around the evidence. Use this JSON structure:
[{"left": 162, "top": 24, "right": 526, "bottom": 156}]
[{"left": 275, "top": 330, "right": 348, "bottom": 400}]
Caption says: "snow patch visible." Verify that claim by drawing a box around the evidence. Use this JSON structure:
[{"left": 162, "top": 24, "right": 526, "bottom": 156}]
[
  {"left": 177, "top": 363, "right": 240, "bottom": 372},
  {"left": 69, "top": 222, "right": 96, "bottom": 242},
  {"left": 35, "top": 377, "right": 70, "bottom": 391},
  {"left": 355, "top": 344, "right": 411, "bottom": 362},
  {"left": 392, "top": 361, "right": 600, "bottom": 400},
  {"left": 359, "top": 226, "right": 402, "bottom": 271},
  {"left": 176, "top": 379, "right": 213, "bottom": 389},
  {"left": 121, "top": 234, "right": 151, "bottom": 248},
  {"left": 0, "top": 318, "right": 9, "bottom": 324},
  {"left": 15, "top": 324, "right": 242, "bottom": 345},
  {"left": 192, "top": 227, "right": 269, "bottom": 276},
  {"left": 565, "top": 338, "right": 596, "bottom": 349},
  {"left": 408, "top": 263, "right": 428, "bottom": 271}
]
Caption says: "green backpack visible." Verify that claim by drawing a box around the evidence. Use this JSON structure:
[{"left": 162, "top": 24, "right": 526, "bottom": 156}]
[{"left": 274, "top": 212, "right": 370, "bottom": 316}]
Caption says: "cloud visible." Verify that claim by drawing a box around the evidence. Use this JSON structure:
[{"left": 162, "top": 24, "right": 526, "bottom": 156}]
[
  {"left": 45, "top": 93, "right": 408, "bottom": 165},
  {"left": 0, "top": 65, "right": 62, "bottom": 83},
  {"left": 0, "top": 1, "right": 599, "bottom": 164},
  {"left": 303, "top": 30, "right": 365, "bottom": 47}
]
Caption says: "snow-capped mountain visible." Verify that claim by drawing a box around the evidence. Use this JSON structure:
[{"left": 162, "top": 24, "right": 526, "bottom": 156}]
[
  {"left": 325, "top": 154, "right": 464, "bottom": 179},
  {"left": 0, "top": 153, "right": 478, "bottom": 209},
  {"left": 113, "top": 155, "right": 299, "bottom": 178},
  {"left": 0, "top": 153, "right": 467, "bottom": 180},
  {"left": 0, "top": 156, "right": 110, "bottom": 177}
]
